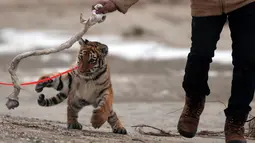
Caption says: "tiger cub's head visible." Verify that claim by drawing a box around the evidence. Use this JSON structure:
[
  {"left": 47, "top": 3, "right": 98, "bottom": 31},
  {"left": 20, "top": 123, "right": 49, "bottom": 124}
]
[{"left": 77, "top": 38, "right": 108, "bottom": 75}]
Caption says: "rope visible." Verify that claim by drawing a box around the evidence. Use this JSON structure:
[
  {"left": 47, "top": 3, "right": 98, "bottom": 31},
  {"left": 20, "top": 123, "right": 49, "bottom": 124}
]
[{"left": 0, "top": 66, "right": 78, "bottom": 86}]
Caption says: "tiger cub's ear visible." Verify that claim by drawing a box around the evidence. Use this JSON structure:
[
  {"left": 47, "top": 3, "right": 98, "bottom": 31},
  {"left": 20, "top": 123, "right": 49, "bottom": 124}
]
[
  {"left": 78, "top": 38, "right": 89, "bottom": 46},
  {"left": 101, "top": 45, "right": 108, "bottom": 56}
]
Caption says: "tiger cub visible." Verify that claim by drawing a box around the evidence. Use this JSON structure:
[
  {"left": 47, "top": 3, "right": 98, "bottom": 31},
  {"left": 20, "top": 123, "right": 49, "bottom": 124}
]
[{"left": 34, "top": 38, "right": 127, "bottom": 134}]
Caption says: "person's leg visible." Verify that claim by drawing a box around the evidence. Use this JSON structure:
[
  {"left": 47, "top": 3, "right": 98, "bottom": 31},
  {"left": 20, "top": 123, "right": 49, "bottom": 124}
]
[
  {"left": 178, "top": 14, "right": 227, "bottom": 138},
  {"left": 225, "top": 2, "right": 255, "bottom": 143}
]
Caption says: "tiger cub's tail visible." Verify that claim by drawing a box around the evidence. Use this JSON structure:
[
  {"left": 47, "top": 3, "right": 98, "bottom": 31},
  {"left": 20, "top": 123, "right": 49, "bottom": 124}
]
[{"left": 38, "top": 93, "right": 67, "bottom": 107}]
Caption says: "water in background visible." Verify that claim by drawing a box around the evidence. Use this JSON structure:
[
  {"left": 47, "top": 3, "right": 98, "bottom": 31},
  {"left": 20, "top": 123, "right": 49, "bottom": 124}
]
[{"left": 0, "top": 28, "right": 232, "bottom": 64}]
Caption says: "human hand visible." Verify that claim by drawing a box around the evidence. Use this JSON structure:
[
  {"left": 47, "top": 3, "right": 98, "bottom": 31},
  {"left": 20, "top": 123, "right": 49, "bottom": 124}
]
[{"left": 92, "top": 0, "right": 118, "bottom": 14}]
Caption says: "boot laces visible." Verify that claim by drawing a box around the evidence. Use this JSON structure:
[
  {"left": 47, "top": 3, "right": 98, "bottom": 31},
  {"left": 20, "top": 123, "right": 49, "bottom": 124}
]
[
  {"left": 226, "top": 118, "right": 245, "bottom": 136},
  {"left": 184, "top": 97, "right": 204, "bottom": 118}
]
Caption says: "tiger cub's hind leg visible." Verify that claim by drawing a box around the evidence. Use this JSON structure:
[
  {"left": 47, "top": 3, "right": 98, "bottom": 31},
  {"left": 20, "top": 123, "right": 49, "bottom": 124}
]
[
  {"left": 67, "top": 106, "right": 83, "bottom": 130},
  {"left": 107, "top": 110, "right": 127, "bottom": 134},
  {"left": 67, "top": 98, "right": 88, "bottom": 130}
]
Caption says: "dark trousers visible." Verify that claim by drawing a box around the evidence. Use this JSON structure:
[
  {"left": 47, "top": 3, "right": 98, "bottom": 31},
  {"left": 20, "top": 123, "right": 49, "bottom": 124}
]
[{"left": 182, "top": 2, "right": 255, "bottom": 116}]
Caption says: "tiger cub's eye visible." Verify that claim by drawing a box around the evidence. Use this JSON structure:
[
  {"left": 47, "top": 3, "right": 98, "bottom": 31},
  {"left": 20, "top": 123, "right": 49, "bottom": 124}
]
[{"left": 89, "top": 59, "right": 96, "bottom": 64}]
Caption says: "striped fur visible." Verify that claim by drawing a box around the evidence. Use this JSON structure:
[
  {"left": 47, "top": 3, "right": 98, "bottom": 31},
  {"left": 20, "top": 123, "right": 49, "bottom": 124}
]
[{"left": 35, "top": 38, "right": 127, "bottom": 134}]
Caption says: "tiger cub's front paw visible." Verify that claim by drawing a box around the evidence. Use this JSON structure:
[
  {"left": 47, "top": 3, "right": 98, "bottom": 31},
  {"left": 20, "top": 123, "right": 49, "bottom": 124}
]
[
  {"left": 90, "top": 108, "right": 109, "bottom": 129},
  {"left": 67, "top": 121, "right": 83, "bottom": 130}
]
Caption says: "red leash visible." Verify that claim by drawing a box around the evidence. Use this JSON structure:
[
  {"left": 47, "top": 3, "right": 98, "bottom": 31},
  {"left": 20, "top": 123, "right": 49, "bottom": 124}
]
[{"left": 0, "top": 66, "right": 78, "bottom": 86}]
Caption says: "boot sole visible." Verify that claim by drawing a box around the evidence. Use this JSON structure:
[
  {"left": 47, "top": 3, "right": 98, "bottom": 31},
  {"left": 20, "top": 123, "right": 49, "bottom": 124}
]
[
  {"left": 177, "top": 123, "right": 196, "bottom": 138},
  {"left": 227, "top": 140, "right": 246, "bottom": 143}
]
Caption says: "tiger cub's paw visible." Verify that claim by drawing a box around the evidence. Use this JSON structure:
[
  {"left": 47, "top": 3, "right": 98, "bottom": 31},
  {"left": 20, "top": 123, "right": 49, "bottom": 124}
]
[
  {"left": 90, "top": 108, "right": 109, "bottom": 129},
  {"left": 113, "top": 127, "right": 127, "bottom": 134},
  {"left": 67, "top": 121, "right": 83, "bottom": 130}
]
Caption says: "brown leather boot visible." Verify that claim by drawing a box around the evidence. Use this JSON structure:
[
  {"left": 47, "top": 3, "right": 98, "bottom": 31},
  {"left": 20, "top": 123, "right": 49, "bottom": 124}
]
[
  {"left": 177, "top": 95, "right": 205, "bottom": 138},
  {"left": 224, "top": 115, "right": 248, "bottom": 143}
]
